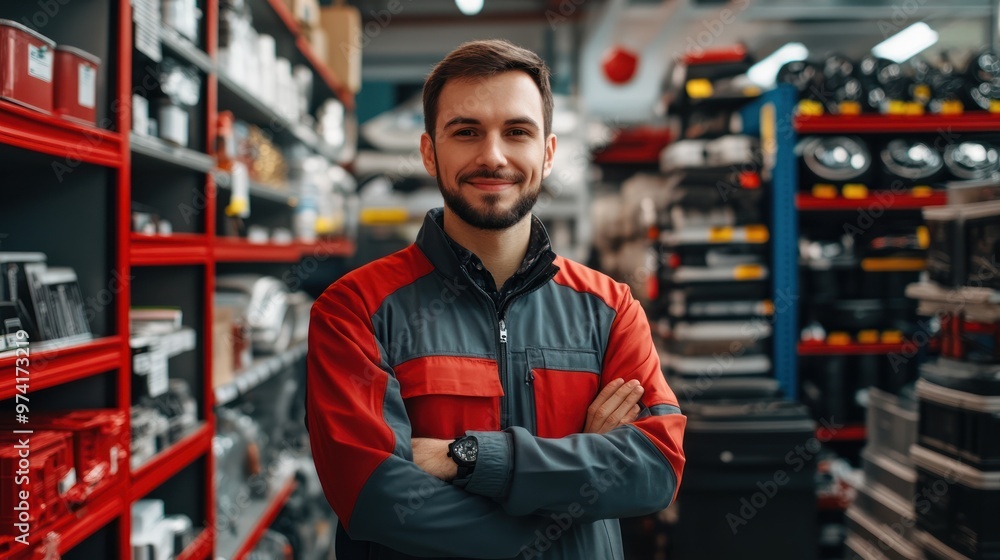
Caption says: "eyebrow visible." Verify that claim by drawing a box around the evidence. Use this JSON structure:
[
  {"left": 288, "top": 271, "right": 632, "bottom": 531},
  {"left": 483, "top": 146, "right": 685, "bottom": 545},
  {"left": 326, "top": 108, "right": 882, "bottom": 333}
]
[{"left": 443, "top": 116, "right": 540, "bottom": 130}]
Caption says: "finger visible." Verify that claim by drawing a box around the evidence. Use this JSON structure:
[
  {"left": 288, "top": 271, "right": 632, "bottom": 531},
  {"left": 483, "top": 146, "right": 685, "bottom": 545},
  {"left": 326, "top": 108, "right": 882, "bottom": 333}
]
[
  {"left": 589, "top": 381, "right": 640, "bottom": 433},
  {"left": 587, "top": 380, "right": 636, "bottom": 433},
  {"left": 585, "top": 378, "right": 626, "bottom": 431},
  {"left": 600, "top": 384, "right": 644, "bottom": 433},
  {"left": 625, "top": 404, "right": 641, "bottom": 424}
]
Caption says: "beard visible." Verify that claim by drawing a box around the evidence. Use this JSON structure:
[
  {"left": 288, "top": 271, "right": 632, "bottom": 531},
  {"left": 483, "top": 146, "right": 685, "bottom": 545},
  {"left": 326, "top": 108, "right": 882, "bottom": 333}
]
[{"left": 435, "top": 153, "right": 541, "bottom": 230}]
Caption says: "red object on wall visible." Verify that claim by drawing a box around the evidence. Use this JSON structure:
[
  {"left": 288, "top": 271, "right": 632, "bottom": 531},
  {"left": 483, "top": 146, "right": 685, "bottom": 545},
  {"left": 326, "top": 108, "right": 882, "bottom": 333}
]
[
  {"left": 54, "top": 45, "right": 100, "bottom": 125},
  {"left": 0, "top": 19, "right": 55, "bottom": 113},
  {"left": 602, "top": 45, "right": 639, "bottom": 85}
]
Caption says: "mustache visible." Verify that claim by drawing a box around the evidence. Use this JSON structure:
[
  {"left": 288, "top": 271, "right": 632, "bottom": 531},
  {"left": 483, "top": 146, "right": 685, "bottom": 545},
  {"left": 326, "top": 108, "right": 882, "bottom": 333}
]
[{"left": 458, "top": 169, "right": 526, "bottom": 184}]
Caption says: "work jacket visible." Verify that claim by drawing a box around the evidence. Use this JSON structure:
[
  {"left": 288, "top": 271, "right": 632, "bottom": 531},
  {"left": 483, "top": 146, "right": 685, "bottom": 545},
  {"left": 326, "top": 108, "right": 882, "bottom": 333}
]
[{"left": 307, "top": 209, "right": 686, "bottom": 559}]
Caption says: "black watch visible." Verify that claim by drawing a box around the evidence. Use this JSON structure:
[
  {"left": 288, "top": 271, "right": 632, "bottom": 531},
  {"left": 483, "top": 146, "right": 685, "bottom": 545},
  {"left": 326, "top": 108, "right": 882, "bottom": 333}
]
[{"left": 447, "top": 435, "right": 478, "bottom": 478}]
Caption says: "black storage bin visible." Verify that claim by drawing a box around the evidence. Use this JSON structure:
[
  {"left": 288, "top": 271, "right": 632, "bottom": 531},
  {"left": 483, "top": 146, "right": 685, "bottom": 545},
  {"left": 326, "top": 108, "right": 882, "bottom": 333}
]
[
  {"left": 867, "top": 387, "right": 919, "bottom": 466},
  {"left": 801, "top": 264, "right": 922, "bottom": 303},
  {"left": 845, "top": 507, "right": 922, "bottom": 560},
  {"left": 924, "top": 205, "right": 963, "bottom": 288},
  {"left": 917, "top": 360, "right": 1000, "bottom": 470},
  {"left": 669, "top": 401, "right": 817, "bottom": 560},
  {"left": 853, "top": 480, "right": 917, "bottom": 543},
  {"left": 863, "top": 448, "right": 916, "bottom": 503},
  {"left": 911, "top": 445, "right": 1000, "bottom": 560},
  {"left": 799, "top": 355, "right": 918, "bottom": 425},
  {"left": 917, "top": 531, "right": 976, "bottom": 560},
  {"left": 965, "top": 204, "right": 1000, "bottom": 289}
]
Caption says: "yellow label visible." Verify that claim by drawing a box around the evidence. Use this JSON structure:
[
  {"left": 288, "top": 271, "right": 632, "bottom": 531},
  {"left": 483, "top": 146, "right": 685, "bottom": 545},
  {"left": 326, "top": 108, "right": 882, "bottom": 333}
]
[
  {"left": 881, "top": 330, "right": 904, "bottom": 344},
  {"left": 843, "top": 184, "right": 869, "bottom": 199},
  {"left": 861, "top": 257, "right": 927, "bottom": 272},
  {"left": 360, "top": 207, "right": 409, "bottom": 225},
  {"left": 940, "top": 100, "right": 964, "bottom": 115},
  {"left": 991, "top": 100, "right": 1000, "bottom": 114},
  {"left": 743, "top": 86, "right": 762, "bottom": 97},
  {"left": 912, "top": 185, "right": 933, "bottom": 198},
  {"left": 917, "top": 226, "right": 929, "bottom": 249},
  {"left": 905, "top": 102, "right": 925, "bottom": 116},
  {"left": 887, "top": 100, "right": 908, "bottom": 115},
  {"left": 838, "top": 101, "right": 862, "bottom": 115},
  {"left": 812, "top": 184, "right": 838, "bottom": 199},
  {"left": 828, "top": 332, "right": 851, "bottom": 346},
  {"left": 762, "top": 300, "right": 775, "bottom": 316},
  {"left": 914, "top": 85, "right": 931, "bottom": 102},
  {"left": 709, "top": 227, "right": 733, "bottom": 243},
  {"left": 686, "top": 79, "right": 713, "bottom": 99},
  {"left": 734, "top": 264, "right": 764, "bottom": 280},
  {"left": 745, "top": 225, "right": 770, "bottom": 243},
  {"left": 858, "top": 330, "right": 879, "bottom": 344},
  {"left": 798, "top": 99, "right": 824, "bottom": 116}
]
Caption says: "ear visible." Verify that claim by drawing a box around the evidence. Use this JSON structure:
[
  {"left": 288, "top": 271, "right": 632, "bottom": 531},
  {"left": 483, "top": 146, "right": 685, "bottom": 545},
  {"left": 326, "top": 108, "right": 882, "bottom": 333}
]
[
  {"left": 420, "top": 133, "right": 437, "bottom": 177},
  {"left": 541, "top": 133, "right": 557, "bottom": 180}
]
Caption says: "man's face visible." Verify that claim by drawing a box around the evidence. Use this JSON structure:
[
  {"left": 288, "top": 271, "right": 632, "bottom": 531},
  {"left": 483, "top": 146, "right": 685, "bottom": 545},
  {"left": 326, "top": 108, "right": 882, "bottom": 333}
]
[{"left": 420, "top": 71, "right": 556, "bottom": 230}]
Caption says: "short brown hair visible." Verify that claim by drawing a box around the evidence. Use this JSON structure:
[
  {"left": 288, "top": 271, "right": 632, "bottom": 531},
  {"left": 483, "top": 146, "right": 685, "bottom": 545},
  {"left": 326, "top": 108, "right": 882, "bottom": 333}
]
[{"left": 422, "top": 39, "right": 553, "bottom": 141}]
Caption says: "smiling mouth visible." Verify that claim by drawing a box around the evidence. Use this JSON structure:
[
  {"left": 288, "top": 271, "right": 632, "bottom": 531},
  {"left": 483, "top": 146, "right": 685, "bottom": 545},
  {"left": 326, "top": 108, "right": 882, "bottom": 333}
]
[{"left": 465, "top": 180, "right": 517, "bottom": 192}]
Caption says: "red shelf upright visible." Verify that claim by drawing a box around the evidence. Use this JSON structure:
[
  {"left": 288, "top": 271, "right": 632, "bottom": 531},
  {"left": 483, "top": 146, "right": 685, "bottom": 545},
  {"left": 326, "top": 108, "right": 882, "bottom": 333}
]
[{"left": 794, "top": 113, "right": 1000, "bottom": 134}]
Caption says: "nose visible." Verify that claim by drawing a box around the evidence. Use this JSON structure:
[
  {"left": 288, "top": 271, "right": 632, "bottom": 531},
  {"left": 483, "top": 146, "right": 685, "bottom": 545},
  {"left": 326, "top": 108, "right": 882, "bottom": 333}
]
[{"left": 475, "top": 132, "right": 508, "bottom": 169}]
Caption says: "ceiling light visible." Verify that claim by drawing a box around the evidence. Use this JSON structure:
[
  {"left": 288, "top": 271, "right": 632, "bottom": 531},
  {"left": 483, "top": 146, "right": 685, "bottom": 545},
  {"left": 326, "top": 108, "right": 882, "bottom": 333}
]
[
  {"left": 871, "top": 23, "right": 938, "bottom": 63},
  {"left": 747, "top": 42, "right": 809, "bottom": 88},
  {"left": 456, "top": 0, "right": 484, "bottom": 16}
]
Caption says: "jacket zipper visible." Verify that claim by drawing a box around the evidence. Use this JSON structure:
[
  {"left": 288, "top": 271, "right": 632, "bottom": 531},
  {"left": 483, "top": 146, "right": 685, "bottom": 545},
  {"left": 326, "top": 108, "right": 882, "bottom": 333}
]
[{"left": 498, "top": 317, "right": 509, "bottom": 427}]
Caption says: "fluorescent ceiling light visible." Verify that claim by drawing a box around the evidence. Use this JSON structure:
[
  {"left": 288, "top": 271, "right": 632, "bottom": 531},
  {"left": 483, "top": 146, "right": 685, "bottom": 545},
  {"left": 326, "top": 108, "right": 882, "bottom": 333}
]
[
  {"left": 871, "top": 23, "right": 938, "bottom": 63},
  {"left": 747, "top": 42, "right": 809, "bottom": 88},
  {"left": 456, "top": 0, "right": 484, "bottom": 16}
]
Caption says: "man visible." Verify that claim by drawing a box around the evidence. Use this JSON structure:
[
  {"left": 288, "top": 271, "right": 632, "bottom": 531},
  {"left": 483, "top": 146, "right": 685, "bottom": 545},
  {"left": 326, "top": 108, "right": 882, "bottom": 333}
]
[{"left": 307, "top": 39, "right": 685, "bottom": 559}]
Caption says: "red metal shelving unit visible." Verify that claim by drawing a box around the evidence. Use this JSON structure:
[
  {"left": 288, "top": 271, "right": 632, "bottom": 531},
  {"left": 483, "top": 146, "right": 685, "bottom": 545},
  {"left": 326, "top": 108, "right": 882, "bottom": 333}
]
[
  {"left": 0, "top": 1, "right": 356, "bottom": 557},
  {"left": 794, "top": 113, "right": 1000, "bottom": 134},
  {"left": 130, "top": 233, "right": 212, "bottom": 266},
  {"left": 796, "top": 192, "right": 947, "bottom": 211},
  {"left": 0, "top": 99, "right": 123, "bottom": 167},
  {"left": 0, "top": 337, "right": 124, "bottom": 400}
]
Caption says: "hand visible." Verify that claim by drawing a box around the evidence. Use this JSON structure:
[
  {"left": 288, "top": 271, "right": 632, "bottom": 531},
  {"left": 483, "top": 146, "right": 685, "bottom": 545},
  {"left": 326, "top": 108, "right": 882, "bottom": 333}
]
[
  {"left": 412, "top": 438, "right": 458, "bottom": 481},
  {"left": 584, "top": 378, "right": 644, "bottom": 434}
]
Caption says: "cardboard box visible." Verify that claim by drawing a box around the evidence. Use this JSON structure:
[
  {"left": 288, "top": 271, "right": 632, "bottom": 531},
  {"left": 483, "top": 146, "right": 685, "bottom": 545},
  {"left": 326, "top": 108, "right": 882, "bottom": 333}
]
[{"left": 319, "top": 3, "right": 362, "bottom": 93}]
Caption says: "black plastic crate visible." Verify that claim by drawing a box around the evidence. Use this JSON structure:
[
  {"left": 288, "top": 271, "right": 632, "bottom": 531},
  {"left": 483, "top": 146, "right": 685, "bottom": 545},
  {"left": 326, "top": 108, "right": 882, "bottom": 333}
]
[
  {"left": 917, "top": 361, "right": 1000, "bottom": 471},
  {"left": 912, "top": 445, "right": 1000, "bottom": 560},
  {"left": 845, "top": 507, "right": 922, "bottom": 560},
  {"left": 863, "top": 448, "right": 917, "bottom": 503}
]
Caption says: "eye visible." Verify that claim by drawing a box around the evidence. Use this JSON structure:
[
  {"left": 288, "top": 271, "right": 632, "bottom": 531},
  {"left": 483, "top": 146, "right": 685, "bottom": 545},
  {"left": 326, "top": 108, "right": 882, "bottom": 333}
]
[
  {"left": 509, "top": 129, "right": 530, "bottom": 136},
  {"left": 454, "top": 129, "right": 476, "bottom": 137}
]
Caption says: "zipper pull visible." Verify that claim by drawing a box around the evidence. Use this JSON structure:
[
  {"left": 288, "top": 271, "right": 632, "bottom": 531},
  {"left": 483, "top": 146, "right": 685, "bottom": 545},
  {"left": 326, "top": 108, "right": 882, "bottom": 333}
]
[{"left": 499, "top": 319, "right": 508, "bottom": 344}]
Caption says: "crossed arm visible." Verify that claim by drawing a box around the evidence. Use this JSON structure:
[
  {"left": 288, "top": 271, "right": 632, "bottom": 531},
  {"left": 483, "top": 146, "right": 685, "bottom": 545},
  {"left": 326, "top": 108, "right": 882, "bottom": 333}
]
[{"left": 412, "top": 378, "right": 647, "bottom": 481}]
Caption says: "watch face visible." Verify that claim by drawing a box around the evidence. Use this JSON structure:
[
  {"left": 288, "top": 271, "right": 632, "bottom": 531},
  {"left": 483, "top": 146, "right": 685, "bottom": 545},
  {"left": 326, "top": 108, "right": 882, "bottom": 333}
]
[{"left": 454, "top": 438, "right": 478, "bottom": 463}]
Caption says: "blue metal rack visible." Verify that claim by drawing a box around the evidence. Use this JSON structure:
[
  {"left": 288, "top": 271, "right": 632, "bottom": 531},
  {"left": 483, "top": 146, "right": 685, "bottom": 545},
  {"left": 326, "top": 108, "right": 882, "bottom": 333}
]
[{"left": 738, "top": 84, "right": 799, "bottom": 400}]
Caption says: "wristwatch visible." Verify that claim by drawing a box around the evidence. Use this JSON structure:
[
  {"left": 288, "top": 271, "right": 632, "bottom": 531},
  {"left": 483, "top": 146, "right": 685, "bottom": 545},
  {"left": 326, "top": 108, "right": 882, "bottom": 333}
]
[{"left": 447, "top": 435, "right": 478, "bottom": 478}]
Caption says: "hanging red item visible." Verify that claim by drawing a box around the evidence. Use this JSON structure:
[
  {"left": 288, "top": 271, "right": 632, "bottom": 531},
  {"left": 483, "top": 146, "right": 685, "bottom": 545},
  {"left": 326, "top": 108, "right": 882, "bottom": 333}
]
[{"left": 602, "top": 45, "right": 639, "bottom": 85}]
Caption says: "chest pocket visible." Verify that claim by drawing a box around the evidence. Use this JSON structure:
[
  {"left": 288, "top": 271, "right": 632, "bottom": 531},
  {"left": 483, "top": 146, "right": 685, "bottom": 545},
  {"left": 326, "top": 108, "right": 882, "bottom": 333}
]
[
  {"left": 394, "top": 356, "right": 504, "bottom": 440},
  {"left": 526, "top": 347, "right": 602, "bottom": 438}
]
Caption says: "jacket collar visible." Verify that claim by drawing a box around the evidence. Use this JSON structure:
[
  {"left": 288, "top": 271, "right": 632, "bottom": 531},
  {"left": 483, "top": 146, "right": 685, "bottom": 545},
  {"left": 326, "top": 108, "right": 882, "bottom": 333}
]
[{"left": 415, "top": 208, "right": 559, "bottom": 291}]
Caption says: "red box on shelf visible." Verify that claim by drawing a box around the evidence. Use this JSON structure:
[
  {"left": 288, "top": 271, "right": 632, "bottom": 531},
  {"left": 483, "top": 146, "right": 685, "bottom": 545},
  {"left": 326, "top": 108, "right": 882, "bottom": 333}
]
[
  {"left": 0, "top": 19, "right": 55, "bottom": 113},
  {"left": 27, "top": 410, "right": 128, "bottom": 508},
  {"left": 54, "top": 45, "right": 100, "bottom": 125},
  {"left": 0, "top": 431, "right": 76, "bottom": 555}
]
